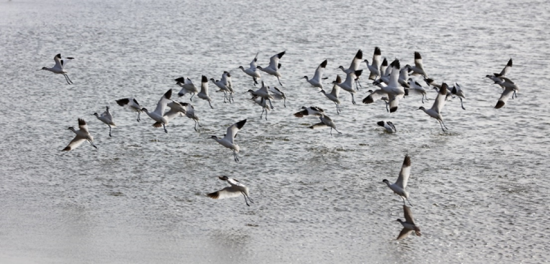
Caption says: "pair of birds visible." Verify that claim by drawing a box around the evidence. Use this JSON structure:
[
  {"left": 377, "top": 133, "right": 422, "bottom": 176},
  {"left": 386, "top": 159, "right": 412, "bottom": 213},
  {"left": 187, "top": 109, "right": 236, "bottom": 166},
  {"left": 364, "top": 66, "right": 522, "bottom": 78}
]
[
  {"left": 486, "top": 59, "right": 519, "bottom": 109},
  {"left": 240, "top": 51, "right": 286, "bottom": 86},
  {"left": 383, "top": 154, "right": 422, "bottom": 240},
  {"left": 62, "top": 106, "right": 116, "bottom": 151},
  {"left": 293, "top": 106, "right": 341, "bottom": 135}
]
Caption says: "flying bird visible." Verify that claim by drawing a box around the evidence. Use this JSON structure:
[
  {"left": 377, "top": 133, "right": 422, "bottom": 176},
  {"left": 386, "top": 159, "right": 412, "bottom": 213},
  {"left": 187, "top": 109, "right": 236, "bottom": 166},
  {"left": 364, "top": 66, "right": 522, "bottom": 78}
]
[
  {"left": 207, "top": 176, "right": 253, "bottom": 206},
  {"left": 396, "top": 205, "right": 422, "bottom": 240},
  {"left": 211, "top": 119, "right": 247, "bottom": 162},
  {"left": 382, "top": 155, "right": 413, "bottom": 206},
  {"left": 41, "top": 53, "right": 74, "bottom": 84},
  {"left": 62, "top": 118, "right": 97, "bottom": 151}
]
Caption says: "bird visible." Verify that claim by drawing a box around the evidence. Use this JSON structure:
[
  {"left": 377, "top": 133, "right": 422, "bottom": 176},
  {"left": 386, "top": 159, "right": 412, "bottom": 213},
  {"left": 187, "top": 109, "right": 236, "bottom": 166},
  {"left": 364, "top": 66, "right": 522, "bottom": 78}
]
[
  {"left": 396, "top": 205, "right": 422, "bottom": 240},
  {"left": 141, "top": 89, "right": 172, "bottom": 133},
  {"left": 492, "top": 58, "right": 513, "bottom": 78},
  {"left": 449, "top": 83, "right": 466, "bottom": 110},
  {"left": 239, "top": 52, "right": 261, "bottom": 85},
  {"left": 180, "top": 102, "right": 201, "bottom": 131},
  {"left": 175, "top": 77, "right": 199, "bottom": 100},
  {"left": 211, "top": 119, "right": 247, "bottom": 162},
  {"left": 419, "top": 83, "right": 449, "bottom": 132},
  {"left": 494, "top": 77, "right": 519, "bottom": 109},
  {"left": 363, "top": 89, "right": 390, "bottom": 112},
  {"left": 207, "top": 176, "right": 253, "bottom": 206},
  {"left": 293, "top": 106, "right": 325, "bottom": 118},
  {"left": 406, "top": 78, "right": 428, "bottom": 104},
  {"left": 41, "top": 53, "right": 74, "bottom": 84},
  {"left": 333, "top": 70, "right": 363, "bottom": 105},
  {"left": 364, "top": 59, "right": 404, "bottom": 112},
  {"left": 309, "top": 114, "right": 342, "bottom": 135},
  {"left": 210, "top": 71, "right": 234, "bottom": 103},
  {"left": 382, "top": 154, "right": 413, "bottom": 206},
  {"left": 62, "top": 118, "right": 97, "bottom": 151},
  {"left": 251, "top": 96, "right": 271, "bottom": 120},
  {"left": 247, "top": 81, "right": 274, "bottom": 109},
  {"left": 115, "top": 97, "right": 143, "bottom": 122},
  {"left": 338, "top": 49, "right": 363, "bottom": 74},
  {"left": 303, "top": 59, "right": 328, "bottom": 89},
  {"left": 197, "top": 75, "right": 214, "bottom": 109},
  {"left": 377, "top": 121, "right": 396, "bottom": 133},
  {"left": 257, "top": 51, "right": 286, "bottom": 86},
  {"left": 93, "top": 106, "right": 116, "bottom": 137},
  {"left": 364, "top": 47, "right": 382, "bottom": 80},
  {"left": 408, "top": 51, "right": 427, "bottom": 78},
  {"left": 319, "top": 79, "right": 342, "bottom": 114},
  {"left": 269, "top": 85, "right": 287, "bottom": 107},
  {"left": 152, "top": 101, "right": 186, "bottom": 128}
]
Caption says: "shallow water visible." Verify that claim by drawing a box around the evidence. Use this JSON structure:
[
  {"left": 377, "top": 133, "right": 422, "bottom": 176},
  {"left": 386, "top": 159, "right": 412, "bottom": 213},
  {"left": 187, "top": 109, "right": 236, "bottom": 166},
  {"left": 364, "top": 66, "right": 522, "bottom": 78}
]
[{"left": 1, "top": 0, "right": 549, "bottom": 263}]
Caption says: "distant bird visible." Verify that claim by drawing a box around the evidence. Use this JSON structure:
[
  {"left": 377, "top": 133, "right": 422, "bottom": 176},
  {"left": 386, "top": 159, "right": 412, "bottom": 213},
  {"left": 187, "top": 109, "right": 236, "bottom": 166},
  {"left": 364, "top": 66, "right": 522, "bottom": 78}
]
[
  {"left": 210, "top": 71, "right": 234, "bottom": 103},
  {"left": 293, "top": 106, "right": 325, "bottom": 118},
  {"left": 320, "top": 79, "right": 342, "bottom": 114},
  {"left": 303, "top": 59, "right": 328, "bottom": 89},
  {"left": 257, "top": 51, "right": 286, "bottom": 86},
  {"left": 419, "top": 83, "right": 449, "bottom": 132},
  {"left": 62, "top": 118, "right": 97, "bottom": 151},
  {"left": 333, "top": 70, "right": 363, "bottom": 104},
  {"left": 492, "top": 58, "right": 513, "bottom": 78},
  {"left": 382, "top": 154, "right": 413, "bottom": 206},
  {"left": 406, "top": 78, "right": 428, "bottom": 104},
  {"left": 408, "top": 51, "right": 428, "bottom": 78},
  {"left": 93, "top": 106, "right": 116, "bottom": 137},
  {"left": 364, "top": 59, "right": 404, "bottom": 112},
  {"left": 377, "top": 121, "right": 396, "bottom": 133},
  {"left": 449, "top": 83, "right": 466, "bottom": 110},
  {"left": 239, "top": 52, "right": 261, "bottom": 85},
  {"left": 309, "top": 114, "right": 342, "bottom": 135},
  {"left": 494, "top": 77, "right": 519, "bottom": 109},
  {"left": 247, "top": 81, "right": 274, "bottom": 109},
  {"left": 375, "top": 57, "right": 390, "bottom": 84},
  {"left": 364, "top": 47, "right": 382, "bottom": 80},
  {"left": 251, "top": 96, "right": 271, "bottom": 120},
  {"left": 207, "top": 176, "right": 253, "bottom": 206},
  {"left": 141, "top": 89, "right": 172, "bottom": 133},
  {"left": 180, "top": 102, "right": 201, "bottom": 131},
  {"left": 175, "top": 77, "right": 199, "bottom": 100},
  {"left": 363, "top": 89, "right": 390, "bottom": 112},
  {"left": 41, "top": 53, "right": 74, "bottom": 84},
  {"left": 396, "top": 205, "right": 422, "bottom": 240},
  {"left": 211, "top": 119, "right": 247, "bottom": 162},
  {"left": 152, "top": 101, "right": 186, "bottom": 128},
  {"left": 338, "top": 49, "right": 363, "bottom": 74},
  {"left": 115, "top": 97, "right": 142, "bottom": 122},
  {"left": 269, "top": 85, "right": 287, "bottom": 107},
  {"left": 198, "top": 75, "right": 214, "bottom": 109}
]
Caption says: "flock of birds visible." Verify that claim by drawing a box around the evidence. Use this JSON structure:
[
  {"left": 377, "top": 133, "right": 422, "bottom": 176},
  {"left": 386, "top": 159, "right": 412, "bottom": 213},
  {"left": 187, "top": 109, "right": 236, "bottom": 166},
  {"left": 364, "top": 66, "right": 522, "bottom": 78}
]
[{"left": 42, "top": 47, "right": 518, "bottom": 240}]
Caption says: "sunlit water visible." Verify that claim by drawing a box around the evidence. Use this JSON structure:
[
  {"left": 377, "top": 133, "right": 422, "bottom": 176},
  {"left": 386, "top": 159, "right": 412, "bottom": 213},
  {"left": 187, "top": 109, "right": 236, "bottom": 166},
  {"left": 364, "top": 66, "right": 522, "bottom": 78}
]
[{"left": 0, "top": 0, "right": 549, "bottom": 263}]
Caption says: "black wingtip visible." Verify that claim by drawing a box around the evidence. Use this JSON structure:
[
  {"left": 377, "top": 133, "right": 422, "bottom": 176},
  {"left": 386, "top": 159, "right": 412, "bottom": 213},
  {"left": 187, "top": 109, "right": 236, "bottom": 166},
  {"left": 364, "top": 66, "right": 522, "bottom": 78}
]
[
  {"left": 390, "top": 106, "right": 398, "bottom": 113},
  {"left": 390, "top": 59, "right": 400, "bottom": 69},
  {"left": 116, "top": 98, "right": 129, "bottom": 106},
  {"left": 363, "top": 95, "right": 374, "bottom": 104},
  {"left": 414, "top": 52, "right": 422, "bottom": 60},
  {"left": 374, "top": 47, "right": 381, "bottom": 56},
  {"left": 236, "top": 119, "right": 247, "bottom": 129},
  {"left": 381, "top": 58, "right": 388, "bottom": 66},
  {"left": 495, "top": 100, "right": 505, "bottom": 109},
  {"left": 174, "top": 77, "right": 185, "bottom": 83},
  {"left": 355, "top": 49, "right": 363, "bottom": 59},
  {"left": 403, "top": 155, "right": 411, "bottom": 167},
  {"left": 164, "top": 89, "right": 172, "bottom": 99},
  {"left": 201, "top": 75, "right": 208, "bottom": 82},
  {"left": 507, "top": 58, "right": 513, "bottom": 67},
  {"left": 278, "top": 51, "right": 286, "bottom": 58},
  {"left": 355, "top": 69, "right": 363, "bottom": 77},
  {"left": 440, "top": 83, "right": 448, "bottom": 95},
  {"left": 377, "top": 121, "right": 385, "bottom": 127},
  {"left": 320, "top": 59, "right": 328, "bottom": 68}
]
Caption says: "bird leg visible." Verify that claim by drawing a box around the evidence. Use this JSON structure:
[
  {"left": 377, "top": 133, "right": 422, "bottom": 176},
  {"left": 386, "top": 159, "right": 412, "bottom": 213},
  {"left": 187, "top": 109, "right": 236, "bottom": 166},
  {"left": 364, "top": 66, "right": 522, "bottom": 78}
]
[
  {"left": 89, "top": 141, "right": 98, "bottom": 149},
  {"left": 108, "top": 125, "right": 112, "bottom": 137},
  {"left": 241, "top": 192, "right": 250, "bottom": 206},
  {"left": 459, "top": 97, "right": 466, "bottom": 110},
  {"left": 136, "top": 112, "right": 141, "bottom": 122},
  {"left": 163, "top": 124, "right": 168, "bottom": 133},
  {"left": 207, "top": 101, "right": 214, "bottom": 109},
  {"left": 64, "top": 74, "right": 73, "bottom": 84},
  {"left": 351, "top": 93, "right": 356, "bottom": 105}
]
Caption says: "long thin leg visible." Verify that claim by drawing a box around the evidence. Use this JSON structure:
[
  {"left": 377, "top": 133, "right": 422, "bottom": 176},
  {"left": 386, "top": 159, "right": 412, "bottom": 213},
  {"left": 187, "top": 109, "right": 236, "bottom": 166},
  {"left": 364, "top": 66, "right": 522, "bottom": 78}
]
[
  {"left": 136, "top": 112, "right": 141, "bottom": 122},
  {"left": 459, "top": 98, "right": 466, "bottom": 110},
  {"left": 89, "top": 141, "right": 98, "bottom": 149},
  {"left": 108, "top": 125, "right": 112, "bottom": 137},
  {"left": 190, "top": 94, "right": 195, "bottom": 101},
  {"left": 268, "top": 98, "right": 274, "bottom": 109},
  {"left": 193, "top": 120, "right": 199, "bottom": 132},
  {"left": 208, "top": 100, "right": 214, "bottom": 109},
  {"left": 233, "top": 151, "right": 240, "bottom": 163},
  {"left": 64, "top": 74, "right": 73, "bottom": 84},
  {"left": 351, "top": 93, "right": 356, "bottom": 105},
  {"left": 163, "top": 123, "right": 168, "bottom": 133},
  {"left": 241, "top": 192, "right": 250, "bottom": 206},
  {"left": 277, "top": 76, "right": 283, "bottom": 86}
]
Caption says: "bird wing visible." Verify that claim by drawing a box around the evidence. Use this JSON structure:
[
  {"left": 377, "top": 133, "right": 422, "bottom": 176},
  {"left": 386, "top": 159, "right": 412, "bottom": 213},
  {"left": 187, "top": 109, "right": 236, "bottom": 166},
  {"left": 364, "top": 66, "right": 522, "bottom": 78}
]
[
  {"left": 312, "top": 59, "right": 327, "bottom": 82},
  {"left": 250, "top": 52, "right": 259, "bottom": 68},
  {"left": 348, "top": 49, "right": 363, "bottom": 71},
  {"left": 268, "top": 51, "right": 285, "bottom": 69},
  {"left": 397, "top": 228, "right": 413, "bottom": 240},
  {"left": 495, "top": 86, "right": 515, "bottom": 109},
  {"left": 330, "top": 83, "right": 340, "bottom": 98},
  {"left": 362, "top": 89, "right": 388, "bottom": 104},
  {"left": 77, "top": 118, "right": 89, "bottom": 134},
  {"left": 414, "top": 52, "right": 424, "bottom": 71},
  {"left": 207, "top": 186, "right": 243, "bottom": 199},
  {"left": 224, "top": 119, "right": 247, "bottom": 144},
  {"left": 63, "top": 136, "right": 86, "bottom": 151},
  {"left": 403, "top": 205, "right": 415, "bottom": 224},
  {"left": 431, "top": 83, "right": 448, "bottom": 113},
  {"left": 153, "top": 89, "right": 172, "bottom": 116},
  {"left": 387, "top": 93, "right": 402, "bottom": 113},
  {"left": 495, "top": 58, "right": 512, "bottom": 77},
  {"left": 387, "top": 59, "right": 401, "bottom": 88},
  {"left": 396, "top": 155, "right": 411, "bottom": 189}
]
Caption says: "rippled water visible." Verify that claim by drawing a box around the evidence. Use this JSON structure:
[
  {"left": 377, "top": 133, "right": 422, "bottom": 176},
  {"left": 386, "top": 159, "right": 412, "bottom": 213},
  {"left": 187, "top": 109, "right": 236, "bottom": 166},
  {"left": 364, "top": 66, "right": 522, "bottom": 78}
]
[{"left": 1, "top": 0, "right": 549, "bottom": 263}]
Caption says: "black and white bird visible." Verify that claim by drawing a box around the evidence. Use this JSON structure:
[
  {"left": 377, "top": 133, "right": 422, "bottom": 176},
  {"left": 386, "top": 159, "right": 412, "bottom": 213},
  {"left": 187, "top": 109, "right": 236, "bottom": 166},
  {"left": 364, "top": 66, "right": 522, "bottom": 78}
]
[
  {"left": 207, "top": 176, "right": 253, "bottom": 206},
  {"left": 333, "top": 70, "right": 362, "bottom": 105},
  {"left": 364, "top": 47, "right": 382, "bottom": 80},
  {"left": 141, "top": 89, "right": 172, "bottom": 133},
  {"left": 382, "top": 155, "right": 413, "bottom": 206},
  {"left": 494, "top": 77, "right": 519, "bottom": 109},
  {"left": 175, "top": 77, "right": 199, "bottom": 100},
  {"left": 309, "top": 114, "right": 342, "bottom": 135},
  {"left": 363, "top": 59, "right": 404, "bottom": 112},
  {"left": 449, "top": 83, "right": 466, "bottom": 110},
  {"left": 62, "top": 118, "right": 97, "bottom": 151},
  {"left": 396, "top": 205, "right": 422, "bottom": 240},
  {"left": 408, "top": 51, "right": 428, "bottom": 78},
  {"left": 180, "top": 102, "right": 201, "bottom": 131},
  {"left": 210, "top": 71, "right": 234, "bottom": 103},
  {"left": 377, "top": 120, "right": 396, "bottom": 133},
  {"left": 293, "top": 106, "right": 325, "bottom": 118},
  {"left": 487, "top": 58, "right": 513, "bottom": 80},
  {"left": 303, "top": 59, "right": 328, "bottom": 89},
  {"left": 320, "top": 79, "right": 342, "bottom": 114},
  {"left": 42, "top": 53, "right": 74, "bottom": 84},
  {"left": 239, "top": 52, "right": 261, "bottom": 85},
  {"left": 211, "top": 119, "right": 247, "bottom": 162},
  {"left": 93, "top": 106, "right": 116, "bottom": 137},
  {"left": 197, "top": 75, "right": 214, "bottom": 109},
  {"left": 257, "top": 51, "right": 286, "bottom": 86},
  {"left": 152, "top": 101, "right": 186, "bottom": 128},
  {"left": 338, "top": 49, "right": 363, "bottom": 74},
  {"left": 115, "top": 97, "right": 143, "bottom": 122},
  {"left": 419, "top": 83, "right": 449, "bottom": 132}
]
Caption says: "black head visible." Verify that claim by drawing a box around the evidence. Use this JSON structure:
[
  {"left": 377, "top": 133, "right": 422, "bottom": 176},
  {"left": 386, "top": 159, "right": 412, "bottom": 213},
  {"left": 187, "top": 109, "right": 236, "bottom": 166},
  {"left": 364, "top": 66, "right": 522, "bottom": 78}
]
[
  {"left": 382, "top": 179, "right": 389, "bottom": 183},
  {"left": 377, "top": 121, "right": 385, "bottom": 127},
  {"left": 219, "top": 176, "right": 229, "bottom": 181}
]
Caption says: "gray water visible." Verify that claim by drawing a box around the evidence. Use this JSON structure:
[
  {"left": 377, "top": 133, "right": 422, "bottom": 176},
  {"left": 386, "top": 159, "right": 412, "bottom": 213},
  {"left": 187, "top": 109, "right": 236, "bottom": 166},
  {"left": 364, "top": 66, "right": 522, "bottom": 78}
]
[{"left": 1, "top": 0, "right": 549, "bottom": 263}]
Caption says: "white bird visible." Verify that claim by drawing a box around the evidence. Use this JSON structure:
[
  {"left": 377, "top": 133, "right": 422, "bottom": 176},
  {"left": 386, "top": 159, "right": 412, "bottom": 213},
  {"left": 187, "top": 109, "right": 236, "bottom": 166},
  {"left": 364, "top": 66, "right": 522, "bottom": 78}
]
[
  {"left": 41, "top": 53, "right": 74, "bottom": 84},
  {"left": 93, "top": 106, "right": 116, "bottom": 137},
  {"left": 449, "top": 83, "right": 466, "bottom": 110},
  {"left": 364, "top": 47, "right": 382, "bottom": 80},
  {"left": 363, "top": 89, "right": 390, "bottom": 112},
  {"left": 398, "top": 65, "right": 411, "bottom": 89},
  {"left": 493, "top": 58, "right": 513, "bottom": 78},
  {"left": 210, "top": 71, "right": 234, "bottom": 103},
  {"left": 408, "top": 52, "right": 428, "bottom": 78},
  {"left": 338, "top": 49, "right": 363, "bottom": 74},
  {"left": 396, "top": 205, "right": 422, "bottom": 240},
  {"left": 494, "top": 77, "right": 519, "bottom": 109},
  {"left": 377, "top": 120, "right": 396, "bottom": 133},
  {"left": 320, "top": 79, "right": 342, "bottom": 114},
  {"left": 207, "top": 176, "right": 253, "bottom": 206},
  {"left": 180, "top": 102, "right": 201, "bottom": 131},
  {"left": 198, "top": 75, "right": 214, "bottom": 109},
  {"left": 175, "top": 77, "right": 199, "bottom": 100},
  {"left": 293, "top": 106, "right": 325, "bottom": 118},
  {"left": 382, "top": 154, "right": 412, "bottom": 206},
  {"left": 257, "top": 51, "right": 286, "bottom": 86},
  {"left": 309, "top": 114, "right": 342, "bottom": 136},
  {"left": 62, "top": 118, "right": 97, "bottom": 151},
  {"left": 364, "top": 59, "right": 404, "bottom": 112},
  {"left": 211, "top": 119, "right": 247, "bottom": 162},
  {"left": 269, "top": 85, "right": 287, "bottom": 107},
  {"left": 152, "top": 101, "right": 186, "bottom": 128},
  {"left": 334, "top": 69, "right": 363, "bottom": 105},
  {"left": 251, "top": 96, "right": 271, "bottom": 120},
  {"left": 303, "top": 59, "right": 328, "bottom": 89},
  {"left": 419, "top": 83, "right": 449, "bottom": 132},
  {"left": 141, "top": 89, "right": 172, "bottom": 133},
  {"left": 406, "top": 78, "right": 428, "bottom": 104},
  {"left": 239, "top": 52, "right": 261, "bottom": 85},
  {"left": 115, "top": 97, "right": 143, "bottom": 122},
  {"left": 247, "top": 81, "right": 274, "bottom": 109}
]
